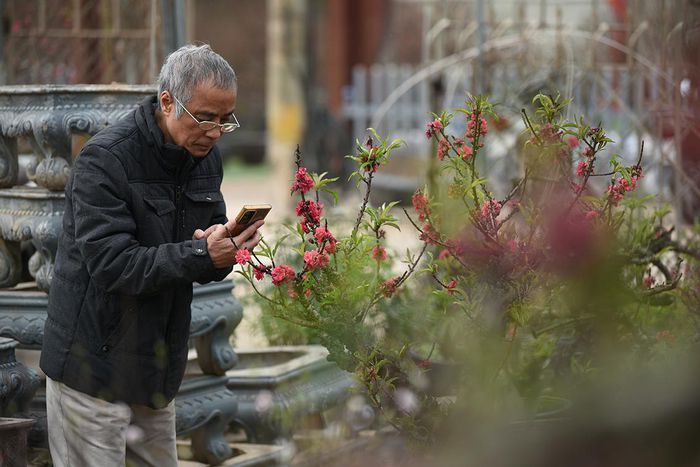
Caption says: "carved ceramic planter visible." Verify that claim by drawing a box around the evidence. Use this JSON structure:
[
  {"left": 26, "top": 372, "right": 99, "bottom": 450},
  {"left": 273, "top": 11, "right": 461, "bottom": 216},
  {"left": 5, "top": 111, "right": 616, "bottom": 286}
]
[
  {"left": 176, "top": 375, "right": 238, "bottom": 465},
  {"left": 0, "top": 337, "right": 39, "bottom": 417},
  {"left": 0, "top": 84, "right": 155, "bottom": 190},
  {"left": 224, "top": 345, "right": 356, "bottom": 443},
  {"left": 176, "top": 440, "right": 285, "bottom": 466},
  {"left": 0, "top": 417, "right": 34, "bottom": 467},
  {"left": 0, "top": 85, "right": 155, "bottom": 292},
  {"left": 0, "top": 187, "right": 65, "bottom": 292},
  {"left": 190, "top": 281, "right": 243, "bottom": 375}
]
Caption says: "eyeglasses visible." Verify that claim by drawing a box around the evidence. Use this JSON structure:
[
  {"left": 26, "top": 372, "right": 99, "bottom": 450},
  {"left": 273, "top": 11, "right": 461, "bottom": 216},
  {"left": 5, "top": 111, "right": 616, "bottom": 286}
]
[{"left": 172, "top": 94, "right": 240, "bottom": 133}]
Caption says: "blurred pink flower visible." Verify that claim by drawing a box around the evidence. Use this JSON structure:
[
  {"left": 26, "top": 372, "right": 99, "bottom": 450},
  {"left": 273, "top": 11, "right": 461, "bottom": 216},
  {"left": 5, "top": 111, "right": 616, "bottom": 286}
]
[
  {"left": 271, "top": 264, "right": 295, "bottom": 285},
  {"left": 425, "top": 119, "right": 443, "bottom": 139},
  {"left": 372, "top": 245, "right": 387, "bottom": 261},
  {"left": 291, "top": 167, "right": 314, "bottom": 194},
  {"left": 235, "top": 249, "right": 251, "bottom": 265}
]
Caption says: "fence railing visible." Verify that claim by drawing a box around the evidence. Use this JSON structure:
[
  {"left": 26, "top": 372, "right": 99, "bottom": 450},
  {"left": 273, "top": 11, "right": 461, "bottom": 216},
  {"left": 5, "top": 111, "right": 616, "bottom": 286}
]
[
  {"left": 341, "top": 22, "right": 699, "bottom": 216},
  {"left": 2, "top": 0, "right": 161, "bottom": 85}
]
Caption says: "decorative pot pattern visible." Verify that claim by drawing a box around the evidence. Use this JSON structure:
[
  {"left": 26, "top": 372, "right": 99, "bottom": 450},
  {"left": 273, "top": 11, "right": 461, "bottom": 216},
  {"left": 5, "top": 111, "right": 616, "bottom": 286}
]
[
  {"left": 0, "top": 85, "right": 154, "bottom": 292},
  {"left": 0, "top": 337, "right": 39, "bottom": 416}
]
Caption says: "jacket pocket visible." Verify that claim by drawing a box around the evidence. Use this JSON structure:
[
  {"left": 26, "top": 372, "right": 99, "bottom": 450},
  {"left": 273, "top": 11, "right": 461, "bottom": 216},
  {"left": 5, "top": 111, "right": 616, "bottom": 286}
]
[
  {"left": 48, "top": 272, "right": 88, "bottom": 331},
  {"left": 185, "top": 191, "right": 223, "bottom": 204},
  {"left": 185, "top": 191, "right": 223, "bottom": 229},
  {"left": 142, "top": 197, "right": 176, "bottom": 243},
  {"left": 144, "top": 197, "right": 176, "bottom": 216},
  {"left": 99, "top": 296, "right": 137, "bottom": 353}
]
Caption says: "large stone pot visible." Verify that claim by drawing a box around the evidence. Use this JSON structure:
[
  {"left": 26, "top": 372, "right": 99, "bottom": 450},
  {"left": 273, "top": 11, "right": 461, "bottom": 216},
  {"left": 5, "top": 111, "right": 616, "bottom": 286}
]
[
  {"left": 0, "top": 417, "right": 34, "bottom": 467},
  {"left": 0, "top": 84, "right": 155, "bottom": 292},
  {"left": 0, "top": 336, "right": 38, "bottom": 466},
  {"left": 0, "top": 337, "right": 39, "bottom": 416}
]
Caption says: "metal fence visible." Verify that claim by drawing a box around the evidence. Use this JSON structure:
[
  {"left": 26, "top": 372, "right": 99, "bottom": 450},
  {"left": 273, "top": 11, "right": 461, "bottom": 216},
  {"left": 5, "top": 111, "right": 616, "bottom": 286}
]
[
  {"left": 1, "top": 0, "right": 162, "bottom": 85},
  {"left": 342, "top": 0, "right": 699, "bottom": 219}
]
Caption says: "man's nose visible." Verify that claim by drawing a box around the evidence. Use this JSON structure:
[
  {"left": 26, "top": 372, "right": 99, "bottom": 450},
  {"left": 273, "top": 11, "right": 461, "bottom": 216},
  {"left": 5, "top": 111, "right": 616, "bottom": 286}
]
[{"left": 205, "top": 126, "right": 223, "bottom": 138}]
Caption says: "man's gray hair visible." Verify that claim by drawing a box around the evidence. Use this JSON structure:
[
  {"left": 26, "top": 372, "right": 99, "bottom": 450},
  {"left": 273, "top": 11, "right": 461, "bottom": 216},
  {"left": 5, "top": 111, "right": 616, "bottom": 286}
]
[{"left": 158, "top": 44, "right": 237, "bottom": 118}]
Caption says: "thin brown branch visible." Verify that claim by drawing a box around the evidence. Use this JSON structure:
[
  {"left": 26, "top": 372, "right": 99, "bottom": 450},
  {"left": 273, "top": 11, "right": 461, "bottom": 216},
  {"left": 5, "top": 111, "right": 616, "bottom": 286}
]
[
  {"left": 521, "top": 108, "right": 541, "bottom": 145},
  {"left": 352, "top": 173, "right": 374, "bottom": 238}
]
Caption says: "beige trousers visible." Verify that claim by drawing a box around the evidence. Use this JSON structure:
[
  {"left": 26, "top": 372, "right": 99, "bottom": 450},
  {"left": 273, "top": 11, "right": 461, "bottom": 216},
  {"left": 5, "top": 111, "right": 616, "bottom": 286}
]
[{"left": 45, "top": 377, "right": 178, "bottom": 467}]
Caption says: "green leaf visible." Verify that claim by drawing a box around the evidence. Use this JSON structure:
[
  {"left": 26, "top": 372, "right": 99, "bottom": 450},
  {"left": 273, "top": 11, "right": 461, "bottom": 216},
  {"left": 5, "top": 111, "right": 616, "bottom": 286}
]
[
  {"left": 387, "top": 139, "right": 404, "bottom": 151},
  {"left": 271, "top": 234, "right": 291, "bottom": 257},
  {"left": 469, "top": 177, "right": 489, "bottom": 190},
  {"left": 321, "top": 187, "right": 339, "bottom": 205}
]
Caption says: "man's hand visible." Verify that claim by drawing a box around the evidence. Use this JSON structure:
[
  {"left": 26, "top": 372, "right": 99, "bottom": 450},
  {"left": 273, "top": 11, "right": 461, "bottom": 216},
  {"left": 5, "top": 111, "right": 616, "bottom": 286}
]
[
  {"left": 193, "top": 224, "right": 218, "bottom": 240},
  {"left": 204, "top": 219, "right": 264, "bottom": 269}
]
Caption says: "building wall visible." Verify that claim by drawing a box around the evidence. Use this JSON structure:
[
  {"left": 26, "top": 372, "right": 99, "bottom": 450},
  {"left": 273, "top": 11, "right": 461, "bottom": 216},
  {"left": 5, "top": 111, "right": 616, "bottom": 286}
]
[{"left": 189, "top": 0, "right": 267, "bottom": 160}]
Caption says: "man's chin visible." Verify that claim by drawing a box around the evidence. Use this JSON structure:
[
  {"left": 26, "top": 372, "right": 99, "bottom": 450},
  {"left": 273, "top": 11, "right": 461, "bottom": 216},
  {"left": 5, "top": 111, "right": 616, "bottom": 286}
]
[{"left": 189, "top": 146, "right": 211, "bottom": 157}]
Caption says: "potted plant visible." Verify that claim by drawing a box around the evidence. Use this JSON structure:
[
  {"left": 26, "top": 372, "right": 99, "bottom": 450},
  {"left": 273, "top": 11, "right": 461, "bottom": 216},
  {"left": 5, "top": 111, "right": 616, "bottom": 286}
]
[{"left": 236, "top": 92, "right": 700, "bottom": 453}]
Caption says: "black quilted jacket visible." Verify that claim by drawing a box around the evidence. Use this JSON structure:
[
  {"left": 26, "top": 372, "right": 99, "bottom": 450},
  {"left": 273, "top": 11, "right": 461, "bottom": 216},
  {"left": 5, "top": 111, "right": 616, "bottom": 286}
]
[{"left": 40, "top": 96, "right": 232, "bottom": 408}]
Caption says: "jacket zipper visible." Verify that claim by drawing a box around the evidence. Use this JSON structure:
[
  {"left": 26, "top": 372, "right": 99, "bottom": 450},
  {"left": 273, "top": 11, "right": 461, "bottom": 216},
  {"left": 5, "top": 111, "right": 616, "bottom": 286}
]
[
  {"left": 175, "top": 183, "right": 184, "bottom": 239},
  {"left": 166, "top": 157, "right": 198, "bottom": 394}
]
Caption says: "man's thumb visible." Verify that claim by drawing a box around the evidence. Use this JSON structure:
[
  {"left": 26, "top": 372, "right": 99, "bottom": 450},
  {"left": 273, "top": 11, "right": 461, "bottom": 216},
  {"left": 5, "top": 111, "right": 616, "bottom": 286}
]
[{"left": 209, "top": 224, "right": 228, "bottom": 239}]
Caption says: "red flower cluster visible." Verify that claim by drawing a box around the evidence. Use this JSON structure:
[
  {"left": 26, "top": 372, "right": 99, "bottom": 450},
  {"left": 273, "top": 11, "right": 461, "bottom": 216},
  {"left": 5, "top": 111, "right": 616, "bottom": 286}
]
[
  {"left": 465, "top": 113, "right": 488, "bottom": 142},
  {"left": 656, "top": 329, "right": 675, "bottom": 344},
  {"left": 372, "top": 245, "right": 387, "bottom": 261},
  {"left": 291, "top": 167, "right": 314, "bottom": 194},
  {"left": 576, "top": 160, "right": 589, "bottom": 177},
  {"left": 491, "top": 115, "right": 510, "bottom": 132},
  {"left": 537, "top": 123, "right": 560, "bottom": 144},
  {"left": 304, "top": 250, "right": 330, "bottom": 270},
  {"left": 358, "top": 137, "right": 381, "bottom": 172},
  {"left": 380, "top": 277, "right": 399, "bottom": 297},
  {"left": 296, "top": 200, "right": 323, "bottom": 233},
  {"left": 361, "top": 147, "right": 380, "bottom": 173},
  {"left": 235, "top": 249, "right": 251, "bottom": 265},
  {"left": 271, "top": 264, "right": 295, "bottom": 285},
  {"left": 425, "top": 119, "right": 443, "bottom": 140},
  {"left": 437, "top": 139, "right": 450, "bottom": 161},
  {"left": 607, "top": 168, "right": 642, "bottom": 206},
  {"left": 585, "top": 210, "right": 599, "bottom": 220},
  {"left": 420, "top": 222, "right": 440, "bottom": 245},
  {"left": 480, "top": 199, "right": 502, "bottom": 220},
  {"left": 412, "top": 191, "right": 430, "bottom": 222},
  {"left": 253, "top": 266, "right": 266, "bottom": 281},
  {"left": 415, "top": 358, "right": 432, "bottom": 369},
  {"left": 459, "top": 144, "right": 473, "bottom": 161},
  {"left": 314, "top": 227, "right": 337, "bottom": 254}
]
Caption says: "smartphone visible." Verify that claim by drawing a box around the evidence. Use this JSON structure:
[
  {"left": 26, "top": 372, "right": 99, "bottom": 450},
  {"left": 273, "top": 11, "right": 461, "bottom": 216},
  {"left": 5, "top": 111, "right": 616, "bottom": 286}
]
[{"left": 230, "top": 204, "right": 271, "bottom": 236}]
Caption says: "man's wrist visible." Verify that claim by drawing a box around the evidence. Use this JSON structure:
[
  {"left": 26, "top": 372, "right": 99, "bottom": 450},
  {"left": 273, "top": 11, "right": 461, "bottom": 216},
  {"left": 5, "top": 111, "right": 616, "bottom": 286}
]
[{"left": 192, "top": 238, "right": 208, "bottom": 257}]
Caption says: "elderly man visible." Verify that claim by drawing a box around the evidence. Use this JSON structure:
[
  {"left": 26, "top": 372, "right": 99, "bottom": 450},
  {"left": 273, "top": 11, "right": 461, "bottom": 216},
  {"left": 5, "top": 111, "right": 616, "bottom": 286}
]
[{"left": 39, "top": 44, "right": 260, "bottom": 466}]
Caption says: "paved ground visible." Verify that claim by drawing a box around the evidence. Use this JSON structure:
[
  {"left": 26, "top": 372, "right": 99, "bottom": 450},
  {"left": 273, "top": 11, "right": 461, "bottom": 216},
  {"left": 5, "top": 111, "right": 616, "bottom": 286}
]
[{"left": 219, "top": 166, "right": 282, "bottom": 349}]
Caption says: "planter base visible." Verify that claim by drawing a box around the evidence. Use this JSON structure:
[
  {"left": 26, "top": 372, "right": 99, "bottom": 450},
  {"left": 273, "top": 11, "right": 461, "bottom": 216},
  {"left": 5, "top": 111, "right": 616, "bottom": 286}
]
[
  {"left": 177, "top": 441, "right": 284, "bottom": 466},
  {"left": 0, "top": 417, "right": 34, "bottom": 467},
  {"left": 219, "top": 345, "right": 356, "bottom": 443}
]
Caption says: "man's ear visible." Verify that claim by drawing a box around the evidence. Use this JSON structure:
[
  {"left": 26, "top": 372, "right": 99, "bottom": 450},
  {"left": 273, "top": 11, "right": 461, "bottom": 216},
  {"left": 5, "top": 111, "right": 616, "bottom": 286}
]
[{"left": 159, "top": 91, "right": 174, "bottom": 115}]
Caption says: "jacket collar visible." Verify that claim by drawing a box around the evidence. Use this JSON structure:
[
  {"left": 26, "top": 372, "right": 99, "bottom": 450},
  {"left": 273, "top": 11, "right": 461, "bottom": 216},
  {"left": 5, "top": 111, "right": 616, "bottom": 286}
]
[{"left": 135, "top": 95, "right": 199, "bottom": 175}]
